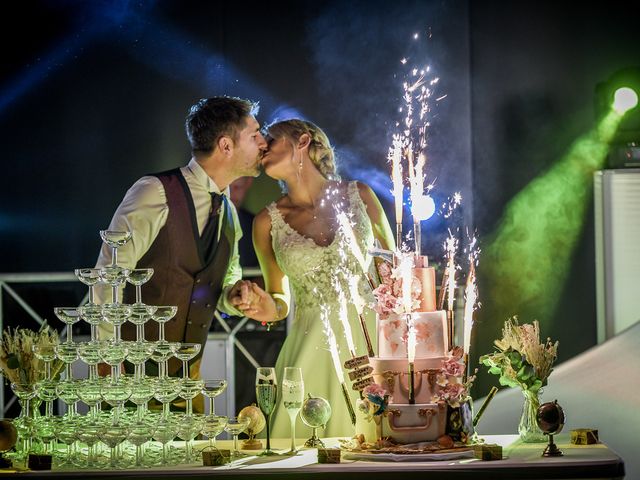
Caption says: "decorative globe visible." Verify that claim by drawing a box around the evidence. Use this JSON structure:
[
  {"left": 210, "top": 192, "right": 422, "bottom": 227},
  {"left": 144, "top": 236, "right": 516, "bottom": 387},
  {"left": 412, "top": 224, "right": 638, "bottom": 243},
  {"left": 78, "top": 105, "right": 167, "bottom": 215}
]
[
  {"left": 0, "top": 420, "right": 17, "bottom": 452},
  {"left": 238, "top": 404, "right": 266, "bottom": 436},
  {"left": 536, "top": 399, "right": 565, "bottom": 435},
  {"left": 300, "top": 394, "right": 332, "bottom": 428}
]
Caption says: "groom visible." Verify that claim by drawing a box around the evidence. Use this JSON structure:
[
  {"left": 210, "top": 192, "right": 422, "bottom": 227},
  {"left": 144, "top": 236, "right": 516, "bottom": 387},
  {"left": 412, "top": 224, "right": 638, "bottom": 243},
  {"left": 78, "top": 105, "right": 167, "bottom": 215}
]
[{"left": 95, "top": 96, "right": 279, "bottom": 410}]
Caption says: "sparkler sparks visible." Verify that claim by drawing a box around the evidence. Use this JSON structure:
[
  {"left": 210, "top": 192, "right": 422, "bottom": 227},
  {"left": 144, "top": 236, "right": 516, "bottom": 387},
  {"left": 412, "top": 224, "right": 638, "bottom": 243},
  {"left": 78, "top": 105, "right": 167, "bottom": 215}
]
[{"left": 462, "top": 235, "right": 480, "bottom": 356}]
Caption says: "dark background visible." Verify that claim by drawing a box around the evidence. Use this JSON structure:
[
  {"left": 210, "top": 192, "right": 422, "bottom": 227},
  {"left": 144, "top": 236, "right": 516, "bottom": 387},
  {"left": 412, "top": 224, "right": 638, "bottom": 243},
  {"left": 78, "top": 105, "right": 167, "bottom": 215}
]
[{"left": 1, "top": 0, "right": 639, "bottom": 402}]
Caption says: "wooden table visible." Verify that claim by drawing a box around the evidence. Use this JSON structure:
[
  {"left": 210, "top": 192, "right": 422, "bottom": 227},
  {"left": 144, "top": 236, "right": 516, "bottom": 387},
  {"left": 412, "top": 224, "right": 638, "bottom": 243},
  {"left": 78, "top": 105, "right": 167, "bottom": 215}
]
[{"left": 0, "top": 434, "right": 625, "bottom": 479}]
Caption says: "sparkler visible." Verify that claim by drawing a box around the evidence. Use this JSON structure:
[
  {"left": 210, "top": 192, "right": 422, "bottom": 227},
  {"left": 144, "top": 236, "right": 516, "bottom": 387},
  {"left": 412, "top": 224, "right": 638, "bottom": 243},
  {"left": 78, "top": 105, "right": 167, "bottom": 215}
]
[
  {"left": 348, "top": 275, "right": 375, "bottom": 358},
  {"left": 462, "top": 235, "right": 480, "bottom": 381},
  {"left": 390, "top": 134, "right": 404, "bottom": 249},
  {"left": 320, "top": 301, "right": 356, "bottom": 425},
  {"left": 442, "top": 231, "right": 459, "bottom": 349},
  {"left": 397, "top": 252, "right": 417, "bottom": 404},
  {"left": 337, "top": 288, "right": 356, "bottom": 358}
]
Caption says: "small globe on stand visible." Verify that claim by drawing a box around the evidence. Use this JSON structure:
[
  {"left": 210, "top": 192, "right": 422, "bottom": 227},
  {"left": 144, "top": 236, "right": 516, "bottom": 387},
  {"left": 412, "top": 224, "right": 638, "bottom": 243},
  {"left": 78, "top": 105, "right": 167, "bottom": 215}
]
[
  {"left": 239, "top": 404, "right": 266, "bottom": 450},
  {"left": 536, "top": 399, "right": 565, "bottom": 457},
  {"left": 0, "top": 419, "right": 18, "bottom": 468},
  {"left": 301, "top": 394, "right": 332, "bottom": 448}
]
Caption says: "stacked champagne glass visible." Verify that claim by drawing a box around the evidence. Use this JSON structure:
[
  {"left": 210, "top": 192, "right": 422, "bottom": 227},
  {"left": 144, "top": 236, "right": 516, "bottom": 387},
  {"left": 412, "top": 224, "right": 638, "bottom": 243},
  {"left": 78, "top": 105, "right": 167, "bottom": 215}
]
[{"left": 12, "top": 230, "right": 229, "bottom": 469}]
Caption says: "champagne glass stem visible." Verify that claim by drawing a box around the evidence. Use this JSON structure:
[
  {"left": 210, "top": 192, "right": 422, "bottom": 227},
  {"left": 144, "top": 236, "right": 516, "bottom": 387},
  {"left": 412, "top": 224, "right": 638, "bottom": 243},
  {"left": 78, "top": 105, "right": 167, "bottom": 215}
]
[
  {"left": 88, "top": 285, "right": 95, "bottom": 305},
  {"left": 159, "top": 323, "right": 166, "bottom": 343},
  {"left": 89, "top": 365, "right": 97, "bottom": 380},
  {"left": 136, "top": 325, "right": 144, "bottom": 343},
  {"left": 162, "top": 443, "right": 169, "bottom": 464},
  {"left": 209, "top": 398, "right": 215, "bottom": 416},
  {"left": 46, "top": 400, "right": 53, "bottom": 417},
  {"left": 136, "top": 445, "right": 143, "bottom": 466},
  {"left": 185, "top": 439, "right": 192, "bottom": 463},
  {"left": 112, "top": 246, "right": 118, "bottom": 266},
  {"left": 182, "top": 360, "right": 189, "bottom": 379},
  {"left": 233, "top": 434, "right": 239, "bottom": 456},
  {"left": 45, "top": 361, "right": 51, "bottom": 380},
  {"left": 290, "top": 414, "right": 296, "bottom": 452},
  {"left": 265, "top": 413, "right": 271, "bottom": 451},
  {"left": 111, "top": 285, "right": 118, "bottom": 304},
  {"left": 90, "top": 325, "right": 97, "bottom": 342},
  {"left": 186, "top": 399, "right": 193, "bottom": 416},
  {"left": 163, "top": 403, "right": 170, "bottom": 418},
  {"left": 135, "top": 285, "right": 142, "bottom": 304},
  {"left": 65, "top": 364, "right": 72, "bottom": 380},
  {"left": 115, "top": 325, "right": 122, "bottom": 343}
]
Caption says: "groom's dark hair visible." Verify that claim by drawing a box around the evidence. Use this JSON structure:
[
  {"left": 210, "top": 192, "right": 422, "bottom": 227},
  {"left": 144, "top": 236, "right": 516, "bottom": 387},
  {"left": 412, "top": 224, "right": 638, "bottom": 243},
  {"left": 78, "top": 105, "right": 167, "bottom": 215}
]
[{"left": 185, "top": 96, "right": 259, "bottom": 154}]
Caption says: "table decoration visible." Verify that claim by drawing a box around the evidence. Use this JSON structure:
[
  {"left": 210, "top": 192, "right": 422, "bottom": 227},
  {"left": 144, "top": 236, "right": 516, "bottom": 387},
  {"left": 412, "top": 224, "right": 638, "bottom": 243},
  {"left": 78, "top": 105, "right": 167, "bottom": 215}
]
[{"left": 480, "top": 317, "right": 558, "bottom": 442}]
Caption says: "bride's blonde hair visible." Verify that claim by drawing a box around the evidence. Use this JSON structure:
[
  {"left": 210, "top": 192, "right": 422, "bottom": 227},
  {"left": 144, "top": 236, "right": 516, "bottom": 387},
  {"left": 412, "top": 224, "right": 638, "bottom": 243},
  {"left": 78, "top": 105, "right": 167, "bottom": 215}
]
[{"left": 266, "top": 119, "right": 340, "bottom": 181}]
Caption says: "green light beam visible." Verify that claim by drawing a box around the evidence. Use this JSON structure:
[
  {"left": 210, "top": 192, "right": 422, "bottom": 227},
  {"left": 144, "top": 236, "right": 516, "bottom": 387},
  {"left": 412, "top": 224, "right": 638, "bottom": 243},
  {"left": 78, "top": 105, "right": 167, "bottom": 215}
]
[{"left": 483, "top": 110, "right": 622, "bottom": 324}]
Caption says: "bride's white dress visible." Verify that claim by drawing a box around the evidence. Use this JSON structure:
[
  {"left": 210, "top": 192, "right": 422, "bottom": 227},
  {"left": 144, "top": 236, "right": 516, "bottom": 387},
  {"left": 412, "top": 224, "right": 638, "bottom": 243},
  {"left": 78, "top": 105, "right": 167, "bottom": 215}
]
[{"left": 267, "top": 181, "right": 377, "bottom": 439}]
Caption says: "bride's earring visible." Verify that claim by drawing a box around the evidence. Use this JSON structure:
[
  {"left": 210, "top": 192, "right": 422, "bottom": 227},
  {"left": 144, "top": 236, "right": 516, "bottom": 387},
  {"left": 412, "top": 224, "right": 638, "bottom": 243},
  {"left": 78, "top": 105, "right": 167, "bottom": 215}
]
[{"left": 295, "top": 153, "right": 303, "bottom": 184}]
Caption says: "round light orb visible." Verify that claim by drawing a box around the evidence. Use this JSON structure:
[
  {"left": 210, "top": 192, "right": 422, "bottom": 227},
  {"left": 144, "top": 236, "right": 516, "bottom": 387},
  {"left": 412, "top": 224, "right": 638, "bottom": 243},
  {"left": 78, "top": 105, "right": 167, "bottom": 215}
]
[{"left": 613, "top": 87, "right": 639, "bottom": 114}]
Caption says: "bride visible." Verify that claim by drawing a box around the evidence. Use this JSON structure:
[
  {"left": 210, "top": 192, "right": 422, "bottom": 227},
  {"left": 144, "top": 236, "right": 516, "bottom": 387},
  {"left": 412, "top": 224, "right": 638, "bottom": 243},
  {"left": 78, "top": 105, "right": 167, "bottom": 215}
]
[{"left": 239, "top": 119, "right": 394, "bottom": 438}]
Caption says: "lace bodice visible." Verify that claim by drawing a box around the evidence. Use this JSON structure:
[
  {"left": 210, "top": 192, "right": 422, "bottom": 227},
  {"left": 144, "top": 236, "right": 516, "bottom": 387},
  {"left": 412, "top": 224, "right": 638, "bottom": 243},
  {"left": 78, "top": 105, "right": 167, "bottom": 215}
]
[{"left": 267, "top": 181, "right": 375, "bottom": 311}]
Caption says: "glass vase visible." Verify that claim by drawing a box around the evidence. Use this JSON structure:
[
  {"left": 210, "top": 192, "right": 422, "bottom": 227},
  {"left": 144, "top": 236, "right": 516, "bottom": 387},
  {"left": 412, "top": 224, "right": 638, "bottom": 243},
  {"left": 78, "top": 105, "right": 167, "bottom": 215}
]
[{"left": 518, "top": 389, "right": 546, "bottom": 442}]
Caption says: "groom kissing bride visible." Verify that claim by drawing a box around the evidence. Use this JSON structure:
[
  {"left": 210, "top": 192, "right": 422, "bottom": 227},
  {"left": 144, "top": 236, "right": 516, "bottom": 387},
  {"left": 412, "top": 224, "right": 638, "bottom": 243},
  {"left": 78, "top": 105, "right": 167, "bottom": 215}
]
[{"left": 97, "top": 96, "right": 394, "bottom": 432}]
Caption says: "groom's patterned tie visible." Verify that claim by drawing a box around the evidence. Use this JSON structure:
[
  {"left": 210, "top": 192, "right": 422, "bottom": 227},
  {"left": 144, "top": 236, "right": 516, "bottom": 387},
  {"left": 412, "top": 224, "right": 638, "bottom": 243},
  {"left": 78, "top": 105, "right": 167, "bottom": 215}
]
[{"left": 201, "top": 192, "right": 224, "bottom": 265}]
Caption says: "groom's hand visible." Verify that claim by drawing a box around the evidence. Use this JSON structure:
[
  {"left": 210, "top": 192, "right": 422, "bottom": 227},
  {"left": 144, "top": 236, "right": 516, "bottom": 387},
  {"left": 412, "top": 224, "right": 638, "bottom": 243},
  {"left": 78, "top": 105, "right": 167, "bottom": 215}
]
[
  {"left": 231, "top": 282, "right": 278, "bottom": 323},
  {"left": 228, "top": 280, "right": 255, "bottom": 311}
]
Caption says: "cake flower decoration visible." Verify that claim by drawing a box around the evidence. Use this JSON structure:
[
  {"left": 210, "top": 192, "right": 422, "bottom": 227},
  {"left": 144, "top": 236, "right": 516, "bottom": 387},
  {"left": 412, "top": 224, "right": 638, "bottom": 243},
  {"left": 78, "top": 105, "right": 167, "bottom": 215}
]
[{"left": 357, "top": 383, "right": 390, "bottom": 421}]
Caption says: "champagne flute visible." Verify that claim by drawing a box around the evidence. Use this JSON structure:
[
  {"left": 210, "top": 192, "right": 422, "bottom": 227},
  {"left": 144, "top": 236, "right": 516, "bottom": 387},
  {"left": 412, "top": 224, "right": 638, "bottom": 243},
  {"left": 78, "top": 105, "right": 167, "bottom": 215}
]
[
  {"left": 255, "top": 367, "right": 278, "bottom": 456},
  {"left": 282, "top": 367, "right": 304, "bottom": 454}
]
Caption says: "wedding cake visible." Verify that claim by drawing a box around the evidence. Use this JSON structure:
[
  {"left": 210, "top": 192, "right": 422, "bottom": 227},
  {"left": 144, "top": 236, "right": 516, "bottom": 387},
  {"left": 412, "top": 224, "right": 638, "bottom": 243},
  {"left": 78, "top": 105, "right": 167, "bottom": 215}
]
[{"left": 357, "top": 255, "right": 468, "bottom": 444}]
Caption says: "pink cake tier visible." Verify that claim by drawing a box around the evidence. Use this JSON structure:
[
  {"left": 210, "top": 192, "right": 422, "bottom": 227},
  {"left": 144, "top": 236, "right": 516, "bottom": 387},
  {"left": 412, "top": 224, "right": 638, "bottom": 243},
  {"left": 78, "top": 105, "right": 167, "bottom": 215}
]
[
  {"left": 370, "top": 356, "right": 461, "bottom": 404},
  {"left": 377, "top": 311, "right": 448, "bottom": 359},
  {"left": 381, "top": 401, "right": 447, "bottom": 443}
]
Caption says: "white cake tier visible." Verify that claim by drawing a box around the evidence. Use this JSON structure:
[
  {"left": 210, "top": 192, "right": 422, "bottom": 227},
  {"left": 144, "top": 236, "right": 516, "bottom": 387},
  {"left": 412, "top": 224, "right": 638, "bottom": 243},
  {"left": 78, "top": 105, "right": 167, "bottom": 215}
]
[
  {"left": 381, "top": 402, "right": 447, "bottom": 443},
  {"left": 370, "top": 356, "right": 461, "bottom": 404},
  {"left": 377, "top": 311, "right": 448, "bottom": 359}
]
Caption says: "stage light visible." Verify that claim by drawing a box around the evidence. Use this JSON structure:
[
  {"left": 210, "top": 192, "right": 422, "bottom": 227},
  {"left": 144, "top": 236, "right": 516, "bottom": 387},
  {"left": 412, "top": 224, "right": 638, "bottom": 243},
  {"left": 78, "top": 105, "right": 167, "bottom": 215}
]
[{"left": 612, "top": 87, "right": 638, "bottom": 115}]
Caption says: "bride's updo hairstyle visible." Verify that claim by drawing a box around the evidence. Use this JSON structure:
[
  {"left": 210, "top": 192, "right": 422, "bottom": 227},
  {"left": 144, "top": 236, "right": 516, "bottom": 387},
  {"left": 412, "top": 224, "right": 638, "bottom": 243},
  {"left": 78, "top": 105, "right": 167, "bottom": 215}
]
[{"left": 267, "top": 119, "right": 340, "bottom": 181}]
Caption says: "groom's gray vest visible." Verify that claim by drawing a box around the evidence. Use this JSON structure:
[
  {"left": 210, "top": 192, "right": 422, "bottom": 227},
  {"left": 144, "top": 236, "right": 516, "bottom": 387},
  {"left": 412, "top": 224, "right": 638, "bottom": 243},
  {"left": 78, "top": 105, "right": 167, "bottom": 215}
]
[{"left": 121, "top": 168, "right": 232, "bottom": 375}]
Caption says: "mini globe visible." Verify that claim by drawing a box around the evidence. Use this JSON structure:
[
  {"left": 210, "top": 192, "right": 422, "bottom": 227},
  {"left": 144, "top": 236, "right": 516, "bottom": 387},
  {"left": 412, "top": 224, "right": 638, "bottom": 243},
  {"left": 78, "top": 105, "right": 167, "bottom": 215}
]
[
  {"left": 536, "top": 400, "right": 565, "bottom": 435},
  {"left": 301, "top": 394, "right": 332, "bottom": 428},
  {"left": 238, "top": 404, "right": 266, "bottom": 436}
]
